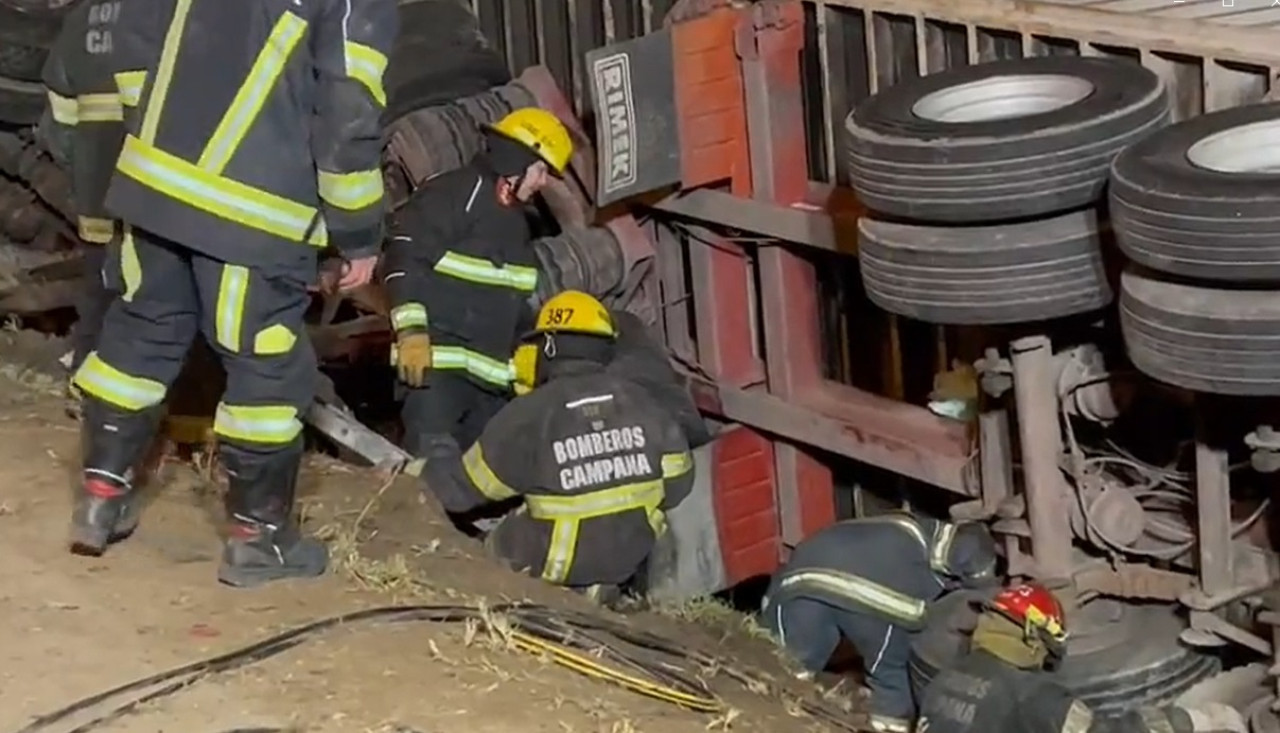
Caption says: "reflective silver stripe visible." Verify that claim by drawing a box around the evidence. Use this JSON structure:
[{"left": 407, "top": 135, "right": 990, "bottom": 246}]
[
  {"left": 434, "top": 251, "right": 539, "bottom": 291},
  {"left": 847, "top": 514, "right": 929, "bottom": 551},
  {"left": 1062, "top": 701, "right": 1097, "bottom": 733},
  {"left": 931, "top": 522, "right": 958, "bottom": 573},
  {"left": 778, "top": 569, "right": 926, "bottom": 622}
]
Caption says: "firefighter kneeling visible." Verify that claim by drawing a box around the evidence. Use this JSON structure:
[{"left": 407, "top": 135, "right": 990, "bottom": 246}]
[
  {"left": 918, "top": 582, "right": 1247, "bottom": 733},
  {"left": 419, "top": 291, "right": 696, "bottom": 605},
  {"left": 761, "top": 514, "right": 999, "bottom": 733}
]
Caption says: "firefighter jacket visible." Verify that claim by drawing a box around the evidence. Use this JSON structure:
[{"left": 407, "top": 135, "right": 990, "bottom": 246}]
[
  {"left": 421, "top": 362, "right": 696, "bottom": 586},
  {"left": 764, "top": 513, "right": 963, "bottom": 631},
  {"left": 102, "top": 0, "right": 397, "bottom": 266},
  {"left": 41, "top": 0, "right": 130, "bottom": 245},
  {"left": 383, "top": 163, "right": 539, "bottom": 392},
  {"left": 917, "top": 650, "right": 1196, "bottom": 733},
  {"left": 609, "top": 311, "right": 713, "bottom": 449}
]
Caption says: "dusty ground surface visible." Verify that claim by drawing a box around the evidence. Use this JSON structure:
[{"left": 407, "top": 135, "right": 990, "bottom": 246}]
[{"left": 0, "top": 330, "right": 862, "bottom": 733}]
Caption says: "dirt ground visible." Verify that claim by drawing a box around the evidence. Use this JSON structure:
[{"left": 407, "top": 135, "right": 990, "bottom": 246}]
[{"left": 0, "top": 330, "right": 861, "bottom": 733}]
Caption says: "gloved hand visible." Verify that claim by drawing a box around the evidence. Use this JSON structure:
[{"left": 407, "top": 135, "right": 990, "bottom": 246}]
[
  {"left": 396, "top": 332, "right": 433, "bottom": 387},
  {"left": 1176, "top": 703, "right": 1248, "bottom": 733}
]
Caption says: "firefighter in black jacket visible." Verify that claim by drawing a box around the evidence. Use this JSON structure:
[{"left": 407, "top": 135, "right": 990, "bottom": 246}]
[
  {"left": 761, "top": 513, "right": 999, "bottom": 733},
  {"left": 420, "top": 291, "right": 697, "bottom": 601},
  {"left": 70, "top": 0, "right": 398, "bottom": 587},
  {"left": 917, "top": 582, "right": 1246, "bottom": 733},
  {"left": 40, "top": 0, "right": 130, "bottom": 380},
  {"left": 382, "top": 107, "right": 573, "bottom": 455}
]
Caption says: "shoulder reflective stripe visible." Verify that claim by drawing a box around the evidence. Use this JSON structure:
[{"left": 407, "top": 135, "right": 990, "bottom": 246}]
[
  {"left": 431, "top": 345, "right": 515, "bottom": 386},
  {"left": 47, "top": 91, "right": 78, "bottom": 124},
  {"left": 344, "top": 41, "right": 388, "bottom": 107},
  {"left": 462, "top": 444, "right": 517, "bottom": 501},
  {"left": 77, "top": 216, "right": 117, "bottom": 244},
  {"left": 114, "top": 71, "right": 147, "bottom": 107},
  {"left": 1060, "top": 700, "right": 1095, "bottom": 733},
  {"left": 778, "top": 569, "right": 926, "bottom": 622},
  {"left": 526, "top": 480, "right": 666, "bottom": 584},
  {"left": 77, "top": 93, "right": 123, "bottom": 122},
  {"left": 214, "top": 265, "right": 250, "bottom": 352},
  {"left": 931, "top": 522, "right": 957, "bottom": 573},
  {"left": 317, "top": 168, "right": 383, "bottom": 211},
  {"left": 852, "top": 514, "right": 929, "bottom": 550},
  {"left": 117, "top": 136, "right": 327, "bottom": 247},
  {"left": 390, "top": 303, "right": 428, "bottom": 330},
  {"left": 434, "top": 252, "right": 539, "bottom": 292},
  {"left": 661, "top": 451, "right": 692, "bottom": 478},
  {"left": 71, "top": 352, "right": 167, "bottom": 410},
  {"left": 140, "top": 0, "right": 195, "bottom": 145},
  {"left": 213, "top": 403, "right": 302, "bottom": 445},
  {"left": 198, "top": 12, "right": 308, "bottom": 174}
]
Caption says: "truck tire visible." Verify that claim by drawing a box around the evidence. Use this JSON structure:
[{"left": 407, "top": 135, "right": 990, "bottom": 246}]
[
  {"left": 857, "top": 210, "right": 1112, "bottom": 325},
  {"left": 1120, "top": 268, "right": 1280, "bottom": 396},
  {"left": 0, "top": 74, "right": 44, "bottom": 125},
  {"left": 845, "top": 57, "right": 1169, "bottom": 224},
  {"left": 910, "top": 592, "right": 1219, "bottom": 719},
  {"left": 0, "top": 0, "right": 81, "bottom": 46},
  {"left": 0, "top": 41, "right": 46, "bottom": 81},
  {"left": 1110, "top": 103, "right": 1280, "bottom": 283}
]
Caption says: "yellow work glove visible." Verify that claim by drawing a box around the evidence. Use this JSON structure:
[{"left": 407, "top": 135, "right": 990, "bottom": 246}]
[{"left": 396, "top": 332, "right": 433, "bottom": 387}]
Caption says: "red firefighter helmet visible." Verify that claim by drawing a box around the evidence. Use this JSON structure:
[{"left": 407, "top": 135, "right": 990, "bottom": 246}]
[{"left": 985, "top": 582, "right": 1069, "bottom": 654}]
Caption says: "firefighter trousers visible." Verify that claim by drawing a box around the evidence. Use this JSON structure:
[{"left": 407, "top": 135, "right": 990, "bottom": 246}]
[
  {"left": 401, "top": 370, "right": 507, "bottom": 453},
  {"left": 70, "top": 241, "right": 116, "bottom": 372},
  {"left": 73, "top": 226, "right": 317, "bottom": 518},
  {"left": 843, "top": 613, "right": 917, "bottom": 720}
]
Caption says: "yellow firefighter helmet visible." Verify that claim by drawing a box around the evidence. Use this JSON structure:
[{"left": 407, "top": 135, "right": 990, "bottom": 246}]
[
  {"left": 534, "top": 290, "right": 616, "bottom": 338},
  {"left": 488, "top": 107, "right": 574, "bottom": 176}
]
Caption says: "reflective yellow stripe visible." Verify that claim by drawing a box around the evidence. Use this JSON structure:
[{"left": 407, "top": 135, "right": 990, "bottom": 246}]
[
  {"left": 317, "top": 168, "right": 383, "bottom": 211},
  {"left": 660, "top": 451, "right": 692, "bottom": 479},
  {"left": 931, "top": 522, "right": 957, "bottom": 574},
  {"left": 78, "top": 216, "right": 116, "bottom": 244},
  {"left": 390, "top": 303, "right": 427, "bottom": 331},
  {"left": 120, "top": 226, "right": 142, "bottom": 301},
  {"left": 462, "top": 444, "right": 516, "bottom": 501},
  {"left": 526, "top": 480, "right": 666, "bottom": 583},
  {"left": 47, "top": 91, "right": 78, "bottom": 124},
  {"left": 213, "top": 403, "right": 301, "bottom": 444},
  {"left": 77, "top": 93, "right": 122, "bottom": 122},
  {"left": 197, "top": 12, "right": 307, "bottom": 174},
  {"left": 434, "top": 252, "right": 539, "bottom": 292},
  {"left": 778, "top": 569, "right": 926, "bottom": 622},
  {"left": 114, "top": 71, "right": 146, "bottom": 106},
  {"left": 431, "top": 345, "right": 515, "bottom": 386},
  {"left": 344, "top": 41, "right": 388, "bottom": 107},
  {"left": 117, "top": 135, "right": 328, "bottom": 247},
  {"left": 139, "top": 0, "right": 194, "bottom": 145},
  {"left": 72, "top": 352, "right": 167, "bottom": 410},
  {"left": 215, "top": 264, "right": 249, "bottom": 352}
]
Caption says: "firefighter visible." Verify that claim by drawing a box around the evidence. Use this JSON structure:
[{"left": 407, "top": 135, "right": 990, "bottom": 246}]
[
  {"left": 760, "top": 513, "right": 999, "bottom": 733},
  {"left": 608, "top": 309, "right": 713, "bottom": 449},
  {"left": 383, "top": 106, "right": 573, "bottom": 455},
  {"left": 39, "top": 0, "right": 130, "bottom": 389},
  {"left": 916, "top": 582, "right": 1247, "bottom": 733},
  {"left": 69, "top": 0, "right": 398, "bottom": 588},
  {"left": 418, "top": 290, "right": 697, "bottom": 603}
]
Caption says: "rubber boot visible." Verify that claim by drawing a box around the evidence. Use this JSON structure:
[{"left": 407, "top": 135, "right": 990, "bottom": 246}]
[
  {"left": 69, "top": 401, "right": 158, "bottom": 556},
  {"left": 217, "top": 442, "right": 327, "bottom": 588}
]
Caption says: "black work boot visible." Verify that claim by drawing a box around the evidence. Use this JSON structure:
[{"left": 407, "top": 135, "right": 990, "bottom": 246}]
[
  {"left": 70, "top": 401, "right": 159, "bottom": 556},
  {"left": 217, "top": 442, "right": 328, "bottom": 588}
]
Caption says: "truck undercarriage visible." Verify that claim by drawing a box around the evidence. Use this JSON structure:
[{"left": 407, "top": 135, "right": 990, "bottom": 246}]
[{"left": 5, "top": 0, "right": 1280, "bottom": 726}]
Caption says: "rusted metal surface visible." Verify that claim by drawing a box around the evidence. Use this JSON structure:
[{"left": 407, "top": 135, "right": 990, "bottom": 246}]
[
  {"left": 1195, "top": 435, "right": 1236, "bottom": 598},
  {"left": 1074, "top": 563, "right": 1194, "bottom": 601}
]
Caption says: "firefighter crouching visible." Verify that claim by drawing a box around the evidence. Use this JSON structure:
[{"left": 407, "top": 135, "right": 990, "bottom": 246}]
[
  {"left": 419, "top": 291, "right": 697, "bottom": 604},
  {"left": 40, "top": 0, "right": 130, "bottom": 391},
  {"left": 761, "top": 514, "right": 999, "bottom": 733},
  {"left": 917, "top": 582, "right": 1247, "bottom": 733},
  {"left": 69, "top": 0, "right": 398, "bottom": 587},
  {"left": 382, "top": 107, "right": 574, "bottom": 454},
  {"left": 607, "top": 309, "right": 714, "bottom": 450}
]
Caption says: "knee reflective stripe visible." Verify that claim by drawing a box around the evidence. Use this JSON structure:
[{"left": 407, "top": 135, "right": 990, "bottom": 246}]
[
  {"left": 215, "top": 264, "right": 249, "bottom": 352},
  {"left": 778, "top": 569, "right": 926, "bottom": 623},
  {"left": 344, "top": 41, "right": 389, "bottom": 106},
  {"left": 317, "top": 169, "right": 383, "bottom": 211},
  {"left": 462, "top": 444, "right": 517, "bottom": 501},
  {"left": 213, "top": 403, "right": 302, "bottom": 444},
  {"left": 139, "top": 0, "right": 194, "bottom": 145},
  {"left": 432, "top": 346, "right": 515, "bottom": 386},
  {"left": 72, "top": 352, "right": 167, "bottom": 410},
  {"left": 1138, "top": 707, "right": 1174, "bottom": 733},
  {"left": 930, "top": 522, "right": 957, "bottom": 574},
  {"left": 660, "top": 451, "right": 692, "bottom": 479},
  {"left": 119, "top": 227, "right": 142, "bottom": 301},
  {"left": 526, "top": 480, "right": 666, "bottom": 583},
  {"left": 78, "top": 216, "right": 117, "bottom": 244},
  {"left": 1061, "top": 700, "right": 1096, "bottom": 733},
  {"left": 77, "top": 93, "right": 123, "bottom": 122},
  {"left": 47, "top": 91, "right": 78, "bottom": 125},
  {"left": 434, "top": 252, "right": 539, "bottom": 292},
  {"left": 390, "top": 303, "right": 428, "bottom": 331},
  {"left": 253, "top": 324, "right": 297, "bottom": 355},
  {"left": 868, "top": 716, "right": 912, "bottom": 733},
  {"left": 114, "top": 71, "right": 147, "bottom": 107},
  {"left": 198, "top": 12, "right": 307, "bottom": 174},
  {"left": 116, "top": 136, "right": 328, "bottom": 247}
]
